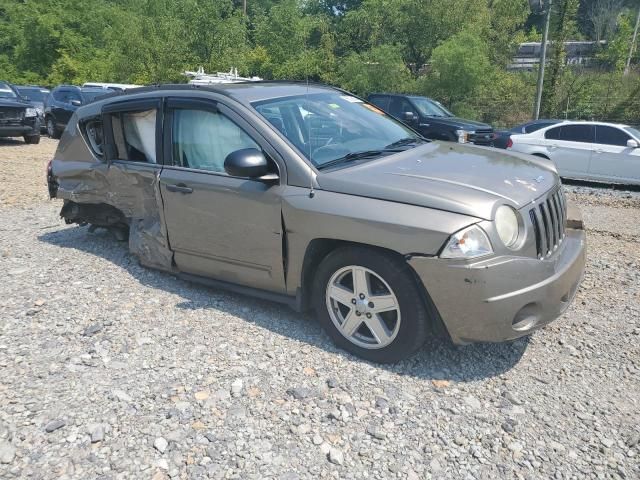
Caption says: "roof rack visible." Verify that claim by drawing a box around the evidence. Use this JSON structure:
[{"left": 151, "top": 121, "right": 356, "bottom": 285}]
[{"left": 184, "top": 67, "right": 262, "bottom": 85}]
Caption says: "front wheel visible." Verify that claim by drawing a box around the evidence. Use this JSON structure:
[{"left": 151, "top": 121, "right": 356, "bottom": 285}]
[
  {"left": 313, "top": 246, "right": 431, "bottom": 363},
  {"left": 46, "top": 118, "right": 61, "bottom": 139},
  {"left": 24, "top": 134, "right": 40, "bottom": 144}
]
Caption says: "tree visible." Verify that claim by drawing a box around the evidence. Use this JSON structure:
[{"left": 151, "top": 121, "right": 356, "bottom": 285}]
[{"left": 425, "top": 30, "right": 492, "bottom": 108}]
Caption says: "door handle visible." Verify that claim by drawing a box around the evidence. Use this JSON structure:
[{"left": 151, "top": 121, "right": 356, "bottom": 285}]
[
  {"left": 595, "top": 149, "right": 603, "bottom": 154},
  {"left": 166, "top": 184, "right": 193, "bottom": 194}
]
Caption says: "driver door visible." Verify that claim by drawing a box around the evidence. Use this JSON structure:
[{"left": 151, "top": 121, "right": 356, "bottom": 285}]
[{"left": 159, "top": 97, "right": 286, "bottom": 293}]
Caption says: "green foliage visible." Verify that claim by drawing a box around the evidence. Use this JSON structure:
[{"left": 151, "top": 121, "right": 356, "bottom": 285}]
[
  {"left": 424, "top": 31, "right": 492, "bottom": 107},
  {"left": 0, "top": 0, "right": 638, "bottom": 126}
]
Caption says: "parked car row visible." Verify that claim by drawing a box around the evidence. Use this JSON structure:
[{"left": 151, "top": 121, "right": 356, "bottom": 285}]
[
  {"left": 0, "top": 81, "right": 141, "bottom": 144},
  {"left": 0, "top": 81, "right": 42, "bottom": 144}
]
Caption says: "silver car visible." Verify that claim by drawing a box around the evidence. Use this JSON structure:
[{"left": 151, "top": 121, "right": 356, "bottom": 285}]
[{"left": 47, "top": 83, "right": 586, "bottom": 363}]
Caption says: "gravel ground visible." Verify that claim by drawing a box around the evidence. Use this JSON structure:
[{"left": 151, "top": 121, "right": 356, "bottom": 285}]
[{"left": 1, "top": 138, "right": 638, "bottom": 480}]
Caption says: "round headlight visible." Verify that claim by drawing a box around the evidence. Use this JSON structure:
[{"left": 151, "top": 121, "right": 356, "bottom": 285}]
[{"left": 495, "top": 205, "right": 520, "bottom": 248}]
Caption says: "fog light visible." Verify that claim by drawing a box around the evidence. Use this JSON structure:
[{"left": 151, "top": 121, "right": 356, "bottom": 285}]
[{"left": 512, "top": 303, "right": 541, "bottom": 331}]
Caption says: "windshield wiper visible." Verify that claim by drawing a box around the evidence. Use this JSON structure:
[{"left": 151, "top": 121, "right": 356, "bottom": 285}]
[
  {"left": 385, "top": 137, "right": 426, "bottom": 149},
  {"left": 318, "top": 148, "right": 404, "bottom": 170}
]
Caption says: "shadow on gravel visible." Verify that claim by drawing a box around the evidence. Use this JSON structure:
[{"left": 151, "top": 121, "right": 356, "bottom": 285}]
[
  {"left": 0, "top": 138, "right": 28, "bottom": 146},
  {"left": 39, "top": 225, "right": 528, "bottom": 382}
]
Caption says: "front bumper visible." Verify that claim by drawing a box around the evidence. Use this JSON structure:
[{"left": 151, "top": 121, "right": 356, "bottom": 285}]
[
  {"left": 409, "top": 228, "right": 586, "bottom": 344},
  {"left": 0, "top": 118, "right": 40, "bottom": 137}
]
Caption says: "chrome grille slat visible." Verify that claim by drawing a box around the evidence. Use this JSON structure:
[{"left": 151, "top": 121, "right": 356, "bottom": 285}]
[
  {"left": 529, "top": 187, "right": 566, "bottom": 259},
  {"left": 552, "top": 192, "right": 563, "bottom": 241},
  {"left": 547, "top": 197, "right": 558, "bottom": 248}
]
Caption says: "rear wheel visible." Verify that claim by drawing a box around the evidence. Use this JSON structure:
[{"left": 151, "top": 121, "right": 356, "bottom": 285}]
[
  {"left": 46, "top": 117, "right": 61, "bottom": 139},
  {"left": 313, "top": 246, "right": 430, "bottom": 363},
  {"left": 23, "top": 134, "right": 40, "bottom": 144}
]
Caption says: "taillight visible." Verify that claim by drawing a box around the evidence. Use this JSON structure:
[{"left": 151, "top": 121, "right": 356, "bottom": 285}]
[{"left": 506, "top": 137, "right": 513, "bottom": 149}]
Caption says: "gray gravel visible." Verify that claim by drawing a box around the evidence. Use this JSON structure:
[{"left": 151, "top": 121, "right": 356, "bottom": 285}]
[{"left": 0, "top": 142, "right": 639, "bottom": 479}]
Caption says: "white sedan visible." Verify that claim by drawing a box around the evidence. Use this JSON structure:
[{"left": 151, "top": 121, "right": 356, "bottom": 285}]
[{"left": 508, "top": 121, "right": 640, "bottom": 185}]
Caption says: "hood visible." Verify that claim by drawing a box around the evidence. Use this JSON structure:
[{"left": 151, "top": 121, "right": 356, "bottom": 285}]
[
  {"left": 317, "top": 142, "right": 558, "bottom": 220},
  {"left": 426, "top": 116, "right": 492, "bottom": 130},
  {"left": 0, "top": 98, "right": 30, "bottom": 109}
]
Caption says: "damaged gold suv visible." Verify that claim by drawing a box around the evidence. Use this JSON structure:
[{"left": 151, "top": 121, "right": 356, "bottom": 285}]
[{"left": 48, "top": 83, "right": 586, "bottom": 363}]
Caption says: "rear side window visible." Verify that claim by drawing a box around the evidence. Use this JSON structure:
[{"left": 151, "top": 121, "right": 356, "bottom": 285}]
[
  {"left": 170, "top": 109, "right": 259, "bottom": 173},
  {"left": 110, "top": 109, "right": 157, "bottom": 163},
  {"left": 84, "top": 120, "right": 104, "bottom": 156},
  {"left": 369, "top": 96, "right": 390, "bottom": 111},
  {"left": 595, "top": 126, "right": 631, "bottom": 146},
  {"left": 558, "top": 125, "right": 594, "bottom": 143},
  {"left": 545, "top": 126, "right": 561, "bottom": 140}
]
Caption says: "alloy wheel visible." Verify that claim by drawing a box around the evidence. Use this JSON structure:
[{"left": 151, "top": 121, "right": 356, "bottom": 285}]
[{"left": 325, "top": 265, "right": 401, "bottom": 349}]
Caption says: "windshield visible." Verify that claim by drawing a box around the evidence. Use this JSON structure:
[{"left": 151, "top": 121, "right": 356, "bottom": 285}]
[
  {"left": 625, "top": 127, "right": 640, "bottom": 140},
  {"left": 0, "top": 82, "right": 18, "bottom": 99},
  {"left": 409, "top": 96, "right": 453, "bottom": 117},
  {"left": 252, "top": 92, "right": 420, "bottom": 167},
  {"left": 16, "top": 87, "right": 49, "bottom": 103}
]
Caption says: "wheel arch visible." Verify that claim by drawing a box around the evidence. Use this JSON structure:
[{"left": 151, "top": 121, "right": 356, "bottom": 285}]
[
  {"left": 297, "top": 239, "right": 404, "bottom": 311},
  {"left": 296, "top": 238, "right": 449, "bottom": 339}
]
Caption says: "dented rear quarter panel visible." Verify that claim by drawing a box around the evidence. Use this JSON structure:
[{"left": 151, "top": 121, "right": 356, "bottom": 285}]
[{"left": 51, "top": 106, "right": 173, "bottom": 271}]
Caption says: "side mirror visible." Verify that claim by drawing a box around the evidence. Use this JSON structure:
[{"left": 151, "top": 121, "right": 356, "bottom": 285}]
[
  {"left": 627, "top": 139, "right": 639, "bottom": 148},
  {"left": 224, "top": 148, "right": 277, "bottom": 180},
  {"left": 70, "top": 99, "right": 82, "bottom": 107},
  {"left": 401, "top": 111, "right": 418, "bottom": 124}
]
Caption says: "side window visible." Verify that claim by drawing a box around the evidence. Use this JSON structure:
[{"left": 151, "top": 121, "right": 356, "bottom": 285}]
[
  {"left": 595, "top": 126, "right": 631, "bottom": 147},
  {"left": 545, "top": 126, "right": 561, "bottom": 140},
  {"left": 171, "top": 109, "right": 259, "bottom": 173},
  {"left": 52, "top": 89, "right": 65, "bottom": 102},
  {"left": 369, "top": 96, "right": 390, "bottom": 111},
  {"left": 558, "top": 125, "right": 594, "bottom": 143},
  {"left": 389, "top": 97, "right": 415, "bottom": 118},
  {"left": 110, "top": 109, "right": 157, "bottom": 163}
]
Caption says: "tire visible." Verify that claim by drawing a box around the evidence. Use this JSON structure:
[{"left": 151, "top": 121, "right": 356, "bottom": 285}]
[
  {"left": 46, "top": 117, "right": 61, "bottom": 139},
  {"left": 23, "top": 134, "right": 40, "bottom": 145},
  {"left": 313, "top": 246, "right": 430, "bottom": 363}
]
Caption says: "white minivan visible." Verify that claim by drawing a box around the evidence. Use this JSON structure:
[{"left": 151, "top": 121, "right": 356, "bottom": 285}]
[{"left": 508, "top": 121, "right": 640, "bottom": 185}]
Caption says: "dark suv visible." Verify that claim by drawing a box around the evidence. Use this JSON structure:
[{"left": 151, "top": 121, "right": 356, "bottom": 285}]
[
  {"left": 15, "top": 85, "right": 50, "bottom": 134},
  {"left": 44, "top": 85, "right": 113, "bottom": 139},
  {"left": 0, "top": 81, "right": 41, "bottom": 144},
  {"left": 368, "top": 94, "right": 494, "bottom": 146}
]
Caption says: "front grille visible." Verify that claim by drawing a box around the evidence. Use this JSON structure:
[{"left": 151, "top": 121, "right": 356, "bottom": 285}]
[
  {"left": 470, "top": 129, "right": 495, "bottom": 145},
  {"left": 0, "top": 108, "right": 25, "bottom": 121},
  {"left": 529, "top": 188, "right": 567, "bottom": 259}
]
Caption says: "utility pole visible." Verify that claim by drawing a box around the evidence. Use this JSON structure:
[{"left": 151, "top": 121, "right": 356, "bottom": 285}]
[
  {"left": 533, "top": 0, "right": 552, "bottom": 120},
  {"left": 624, "top": 5, "right": 640, "bottom": 76},
  {"left": 243, "top": 0, "right": 247, "bottom": 16}
]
